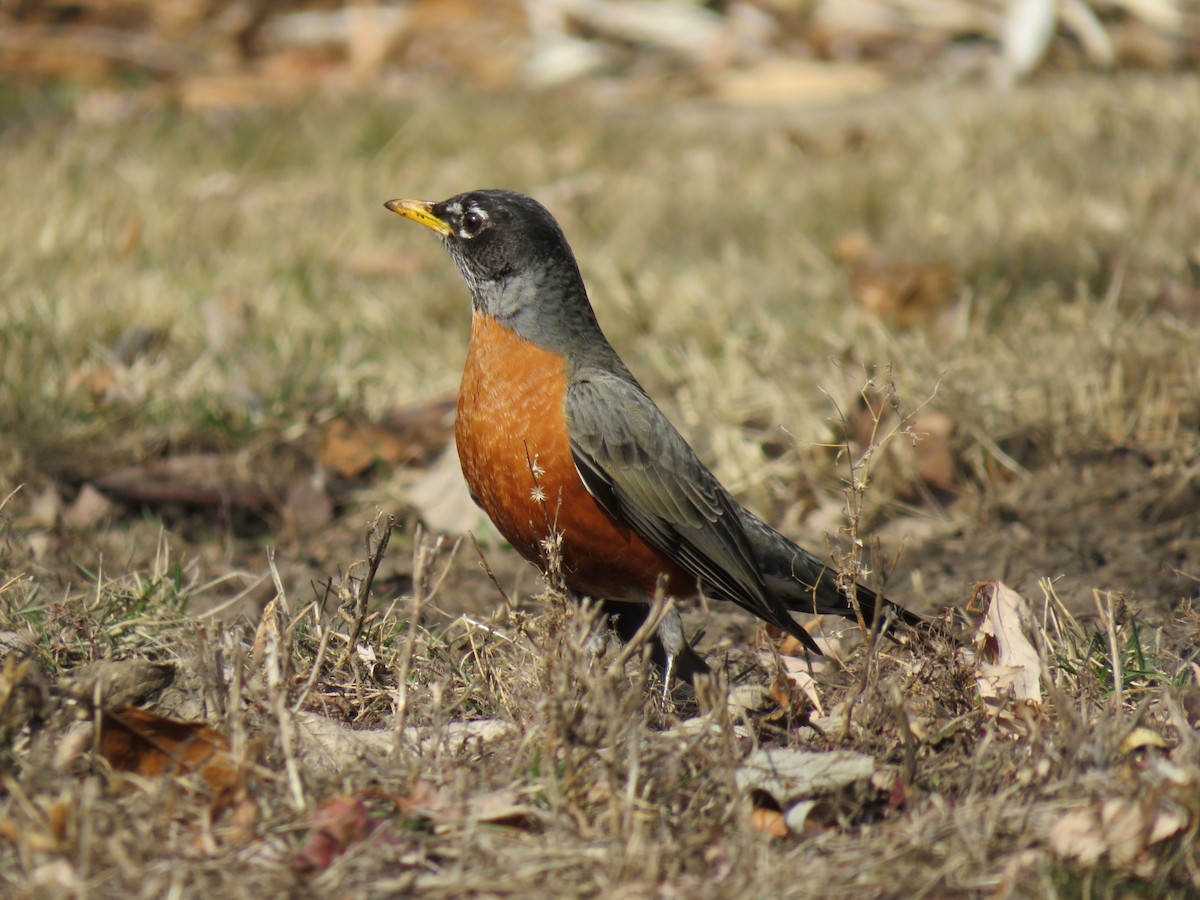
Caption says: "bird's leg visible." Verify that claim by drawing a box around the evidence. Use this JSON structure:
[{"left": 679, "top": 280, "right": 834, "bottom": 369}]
[
  {"left": 656, "top": 603, "right": 687, "bottom": 704},
  {"left": 599, "top": 598, "right": 710, "bottom": 692}
]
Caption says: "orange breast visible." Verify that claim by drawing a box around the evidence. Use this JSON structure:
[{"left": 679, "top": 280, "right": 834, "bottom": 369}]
[{"left": 455, "top": 313, "right": 694, "bottom": 600}]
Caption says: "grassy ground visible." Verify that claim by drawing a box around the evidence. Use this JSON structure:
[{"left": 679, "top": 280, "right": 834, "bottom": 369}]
[{"left": 2, "top": 73, "right": 1200, "bottom": 896}]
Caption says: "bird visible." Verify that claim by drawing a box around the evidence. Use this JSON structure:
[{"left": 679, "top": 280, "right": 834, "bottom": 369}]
[{"left": 384, "top": 189, "right": 928, "bottom": 683}]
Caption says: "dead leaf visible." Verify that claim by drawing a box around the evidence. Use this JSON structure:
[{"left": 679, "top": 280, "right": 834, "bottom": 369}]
[
  {"left": 319, "top": 398, "right": 454, "bottom": 478},
  {"left": 973, "top": 581, "right": 1043, "bottom": 727},
  {"left": 60, "top": 659, "right": 176, "bottom": 709},
  {"left": 404, "top": 443, "right": 502, "bottom": 540},
  {"left": 736, "top": 748, "right": 875, "bottom": 806},
  {"left": 395, "top": 781, "right": 455, "bottom": 819},
  {"left": 97, "top": 707, "right": 239, "bottom": 799},
  {"left": 1050, "top": 796, "right": 1189, "bottom": 869},
  {"left": 909, "top": 410, "right": 959, "bottom": 492},
  {"left": 227, "top": 794, "right": 260, "bottom": 846},
  {"left": 716, "top": 59, "right": 886, "bottom": 106},
  {"left": 772, "top": 659, "right": 824, "bottom": 718},
  {"left": 31, "top": 860, "right": 82, "bottom": 894},
  {"left": 397, "top": 782, "right": 539, "bottom": 831},
  {"left": 835, "top": 230, "right": 958, "bottom": 329},
  {"left": 845, "top": 388, "right": 962, "bottom": 502},
  {"left": 726, "top": 683, "right": 772, "bottom": 719},
  {"left": 1001, "top": 0, "right": 1058, "bottom": 81},
  {"left": 1119, "top": 726, "right": 1168, "bottom": 754},
  {"left": 62, "top": 484, "right": 116, "bottom": 529},
  {"left": 1049, "top": 806, "right": 1108, "bottom": 865},
  {"left": 319, "top": 418, "right": 412, "bottom": 477},
  {"left": 292, "top": 796, "right": 375, "bottom": 874},
  {"left": 768, "top": 629, "right": 815, "bottom": 660},
  {"left": 54, "top": 722, "right": 95, "bottom": 773},
  {"left": 293, "top": 710, "right": 515, "bottom": 777},
  {"left": 461, "top": 788, "right": 533, "bottom": 826},
  {"left": 749, "top": 806, "right": 789, "bottom": 838},
  {"left": 783, "top": 799, "right": 818, "bottom": 834}
]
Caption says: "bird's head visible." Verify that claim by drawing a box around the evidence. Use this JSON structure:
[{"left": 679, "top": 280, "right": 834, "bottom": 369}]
[
  {"left": 385, "top": 190, "right": 577, "bottom": 299},
  {"left": 386, "top": 189, "right": 614, "bottom": 358}
]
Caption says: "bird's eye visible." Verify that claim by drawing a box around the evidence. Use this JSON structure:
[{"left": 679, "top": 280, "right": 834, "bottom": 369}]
[{"left": 461, "top": 208, "right": 488, "bottom": 238}]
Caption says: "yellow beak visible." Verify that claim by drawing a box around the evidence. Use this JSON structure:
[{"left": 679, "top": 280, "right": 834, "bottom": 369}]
[{"left": 384, "top": 199, "right": 452, "bottom": 237}]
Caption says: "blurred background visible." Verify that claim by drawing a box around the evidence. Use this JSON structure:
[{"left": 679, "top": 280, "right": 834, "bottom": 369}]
[{"left": 3, "top": 0, "right": 1197, "bottom": 108}]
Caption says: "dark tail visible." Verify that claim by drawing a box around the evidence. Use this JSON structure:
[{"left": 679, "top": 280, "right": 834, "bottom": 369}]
[{"left": 739, "top": 508, "right": 931, "bottom": 635}]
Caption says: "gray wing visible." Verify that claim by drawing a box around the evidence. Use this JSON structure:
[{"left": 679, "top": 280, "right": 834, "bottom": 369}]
[{"left": 566, "top": 369, "right": 818, "bottom": 647}]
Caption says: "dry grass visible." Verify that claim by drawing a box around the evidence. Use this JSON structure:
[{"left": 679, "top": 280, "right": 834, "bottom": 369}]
[{"left": 2, "top": 73, "right": 1200, "bottom": 896}]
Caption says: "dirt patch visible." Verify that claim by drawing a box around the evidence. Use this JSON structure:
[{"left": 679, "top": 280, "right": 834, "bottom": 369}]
[{"left": 887, "top": 450, "right": 1200, "bottom": 624}]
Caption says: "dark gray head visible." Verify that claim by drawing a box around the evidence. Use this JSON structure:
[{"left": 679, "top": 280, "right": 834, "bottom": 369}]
[{"left": 385, "top": 189, "right": 614, "bottom": 361}]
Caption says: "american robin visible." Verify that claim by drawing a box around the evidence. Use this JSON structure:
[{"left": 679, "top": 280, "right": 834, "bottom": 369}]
[{"left": 385, "top": 190, "right": 927, "bottom": 681}]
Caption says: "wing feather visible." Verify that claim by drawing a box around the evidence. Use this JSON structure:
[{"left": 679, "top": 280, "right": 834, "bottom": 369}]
[{"left": 566, "top": 370, "right": 811, "bottom": 643}]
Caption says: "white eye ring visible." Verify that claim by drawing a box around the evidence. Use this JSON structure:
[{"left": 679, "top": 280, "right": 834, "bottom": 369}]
[{"left": 460, "top": 208, "right": 488, "bottom": 238}]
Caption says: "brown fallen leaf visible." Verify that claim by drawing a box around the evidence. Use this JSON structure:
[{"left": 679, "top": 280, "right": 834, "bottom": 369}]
[
  {"left": 715, "top": 59, "right": 887, "bottom": 106},
  {"left": 847, "top": 388, "right": 962, "bottom": 502},
  {"left": 292, "top": 796, "right": 376, "bottom": 874},
  {"left": 460, "top": 788, "right": 533, "bottom": 827},
  {"left": 319, "top": 418, "right": 417, "bottom": 478},
  {"left": 395, "top": 781, "right": 455, "bottom": 820},
  {"left": 97, "top": 707, "right": 239, "bottom": 799},
  {"left": 397, "top": 781, "right": 538, "bottom": 830},
  {"left": 319, "top": 397, "right": 455, "bottom": 478},
  {"left": 973, "top": 581, "right": 1043, "bottom": 730},
  {"left": 765, "top": 622, "right": 818, "bottom": 661},
  {"left": 1050, "top": 796, "right": 1188, "bottom": 869},
  {"left": 749, "top": 806, "right": 789, "bottom": 839},
  {"left": 908, "top": 410, "right": 959, "bottom": 493},
  {"left": 835, "top": 230, "right": 958, "bottom": 329},
  {"left": 767, "top": 661, "right": 824, "bottom": 721}
]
